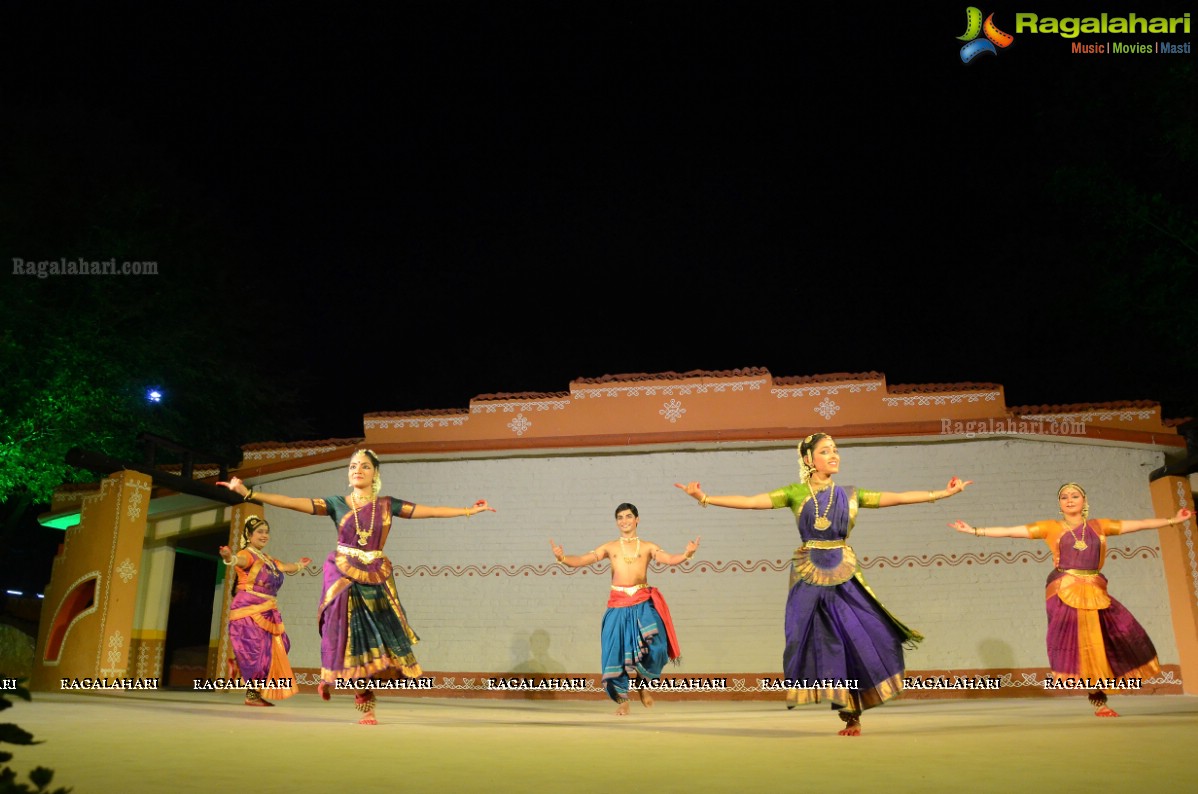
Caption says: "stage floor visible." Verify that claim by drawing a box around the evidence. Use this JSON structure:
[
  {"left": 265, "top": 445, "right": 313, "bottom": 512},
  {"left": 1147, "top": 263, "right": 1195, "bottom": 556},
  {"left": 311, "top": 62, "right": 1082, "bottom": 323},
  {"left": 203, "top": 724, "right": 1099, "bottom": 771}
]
[{"left": 10, "top": 691, "right": 1196, "bottom": 793}]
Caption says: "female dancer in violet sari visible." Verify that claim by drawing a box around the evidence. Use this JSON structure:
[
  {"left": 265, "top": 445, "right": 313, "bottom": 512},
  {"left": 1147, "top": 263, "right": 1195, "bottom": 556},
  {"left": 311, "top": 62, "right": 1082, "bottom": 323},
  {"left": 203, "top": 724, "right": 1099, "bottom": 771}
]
[
  {"left": 675, "top": 432, "right": 971, "bottom": 735},
  {"left": 219, "top": 448, "right": 494, "bottom": 724},
  {"left": 950, "top": 482, "right": 1192, "bottom": 716},
  {"left": 219, "top": 515, "right": 311, "bottom": 706}
]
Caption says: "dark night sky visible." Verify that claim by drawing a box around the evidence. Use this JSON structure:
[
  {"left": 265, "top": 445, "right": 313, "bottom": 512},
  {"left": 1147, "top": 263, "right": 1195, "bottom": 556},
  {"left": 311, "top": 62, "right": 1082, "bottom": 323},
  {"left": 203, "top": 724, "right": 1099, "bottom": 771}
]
[{"left": 4, "top": 1, "right": 1196, "bottom": 441}]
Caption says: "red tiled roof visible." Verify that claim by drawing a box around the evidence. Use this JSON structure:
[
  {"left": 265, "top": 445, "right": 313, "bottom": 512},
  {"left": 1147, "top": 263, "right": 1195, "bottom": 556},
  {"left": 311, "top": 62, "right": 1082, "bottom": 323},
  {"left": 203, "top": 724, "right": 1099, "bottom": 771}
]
[
  {"left": 365, "top": 408, "right": 470, "bottom": 417},
  {"left": 774, "top": 371, "right": 884, "bottom": 386},
  {"left": 572, "top": 368, "right": 770, "bottom": 386},
  {"left": 471, "top": 391, "right": 571, "bottom": 402},
  {"left": 1011, "top": 400, "right": 1159, "bottom": 415},
  {"left": 241, "top": 438, "right": 362, "bottom": 452},
  {"left": 889, "top": 382, "right": 1001, "bottom": 394}
]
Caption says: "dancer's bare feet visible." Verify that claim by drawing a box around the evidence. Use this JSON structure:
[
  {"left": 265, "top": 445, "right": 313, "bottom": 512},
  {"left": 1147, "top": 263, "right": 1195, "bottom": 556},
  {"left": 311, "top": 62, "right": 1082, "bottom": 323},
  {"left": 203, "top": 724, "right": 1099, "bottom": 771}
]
[
  {"left": 785, "top": 688, "right": 798, "bottom": 710},
  {"left": 1089, "top": 691, "right": 1119, "bottom": 717},
  {"left": 355, "top": 692, "right": 377, "bottom": 724},
  {"left": 636, "top": 686, "right": 654, "bottom": 709},
  {"left": 837, "top": 711, "right": 862, "bottom": 736},
  {"left": 243, "top": 690, "right": 273, "bottom": 707},
  {"left": 318, "top": 681, "right": 332, "bottom": 701},
  {"left": 614, "top": 697, "right": 630, "bottom": 716}
]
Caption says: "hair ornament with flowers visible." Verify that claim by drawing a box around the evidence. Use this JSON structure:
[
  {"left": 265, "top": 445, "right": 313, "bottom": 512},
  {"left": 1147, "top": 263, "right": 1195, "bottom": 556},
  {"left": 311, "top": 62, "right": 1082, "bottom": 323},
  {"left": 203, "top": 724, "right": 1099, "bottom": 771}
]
[
  {"left": 353, "top": 448, "right": 383, "bottom": 496},
  {"left": 798, "top": 432, "right": 831, "bottom": 484},
  {"left": 1057, "top": 482, "right": 1090, "bottom": 520},
  {"left": 241, "top": 515, "right": 268, "bottom": 549}
]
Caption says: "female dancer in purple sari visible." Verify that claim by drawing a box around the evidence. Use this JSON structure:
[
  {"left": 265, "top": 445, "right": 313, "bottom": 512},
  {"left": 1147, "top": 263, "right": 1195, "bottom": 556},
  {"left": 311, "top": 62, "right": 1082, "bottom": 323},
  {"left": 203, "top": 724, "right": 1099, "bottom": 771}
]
[
  {"left": 219, "top": 515, "right": 311, "bottom": 706},
  {"left": 219, "top": 448, "right": 494, "bottom": 724},
  {"left": 676, "top": 433, "right": 971, "bottom": 735},
  {"left": 950, "top": 482, "right": 1192, "bottom": 716}
]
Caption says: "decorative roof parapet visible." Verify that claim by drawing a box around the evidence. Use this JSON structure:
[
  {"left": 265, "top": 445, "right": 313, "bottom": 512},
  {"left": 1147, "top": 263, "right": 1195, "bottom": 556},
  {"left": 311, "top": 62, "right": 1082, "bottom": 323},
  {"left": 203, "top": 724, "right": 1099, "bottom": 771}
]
[
  {"left": 240, "top": 438, "right": 363, "bottom": 466},
  {"left": 571, "top": 369, "right": 770, "bottom": 401},
  {"left": 237, "top": 370, "right": 1184, "bottom": 458},
  {"left": 1009, "top": 401, "right": 1167, "bottom": 433}
]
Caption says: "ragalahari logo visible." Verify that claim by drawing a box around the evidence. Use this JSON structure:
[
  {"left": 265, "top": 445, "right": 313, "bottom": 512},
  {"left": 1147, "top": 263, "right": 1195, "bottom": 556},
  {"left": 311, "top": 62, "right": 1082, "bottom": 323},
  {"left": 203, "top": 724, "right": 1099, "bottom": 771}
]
[{"left": 958, "top": 7, "right": 1015, "bottom": 62}]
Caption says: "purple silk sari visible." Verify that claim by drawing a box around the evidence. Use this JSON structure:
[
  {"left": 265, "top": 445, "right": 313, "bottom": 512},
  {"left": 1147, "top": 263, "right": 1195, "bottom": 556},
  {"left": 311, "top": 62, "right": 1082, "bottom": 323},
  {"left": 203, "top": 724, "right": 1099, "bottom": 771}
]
[
  {"left": 775, "top": 482, "right": 922, "bottom": 713},
  {"left": 1039, "top": 519, "right": 1159, "bottom": 683},
  {"left": 316, "top": 495, "right": 422, "bottom": 684},
  {"left": 227, "top": 550, "right": 298, "bottom": 698}
]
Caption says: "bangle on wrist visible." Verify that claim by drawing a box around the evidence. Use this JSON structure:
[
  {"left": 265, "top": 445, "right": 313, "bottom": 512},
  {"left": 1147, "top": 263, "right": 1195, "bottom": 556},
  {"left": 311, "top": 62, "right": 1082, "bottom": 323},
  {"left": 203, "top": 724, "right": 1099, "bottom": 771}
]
[
  {"left": 464, "top": 508, "right": 471, "bottom": 518},
  {"left": 243, "top": 487, "right": 255, "bottom": 502},
  {"left": 700, "top": 495, "right": 709, "bottom": 508}
]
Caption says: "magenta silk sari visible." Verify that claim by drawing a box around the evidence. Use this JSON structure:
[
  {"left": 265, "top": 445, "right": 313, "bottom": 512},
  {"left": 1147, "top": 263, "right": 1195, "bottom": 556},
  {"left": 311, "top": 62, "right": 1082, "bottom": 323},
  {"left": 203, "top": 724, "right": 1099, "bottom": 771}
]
[
  {"left": 227, "top": 549, "right": 299, "bottom": 699},
  {"left": 314, "top": 495, "right": 422, "bottom": 684}
]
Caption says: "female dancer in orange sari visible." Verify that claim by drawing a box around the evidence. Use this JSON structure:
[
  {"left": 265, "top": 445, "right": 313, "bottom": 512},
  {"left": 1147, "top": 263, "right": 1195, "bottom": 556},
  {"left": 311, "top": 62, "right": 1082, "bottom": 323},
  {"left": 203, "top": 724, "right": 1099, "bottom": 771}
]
[
  {"left": 951, "top": 482, "right": 1193, "bottom": 716},
  {"left": 219, "top": 516, "right": 311, "bottom": 706}
]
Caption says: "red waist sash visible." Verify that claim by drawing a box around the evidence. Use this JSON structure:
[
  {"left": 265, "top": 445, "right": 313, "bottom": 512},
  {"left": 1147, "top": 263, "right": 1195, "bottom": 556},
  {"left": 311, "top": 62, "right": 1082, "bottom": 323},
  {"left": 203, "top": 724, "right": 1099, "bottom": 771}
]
[{"left": 606, "top": 586, "right": 681, "bottom": 661}]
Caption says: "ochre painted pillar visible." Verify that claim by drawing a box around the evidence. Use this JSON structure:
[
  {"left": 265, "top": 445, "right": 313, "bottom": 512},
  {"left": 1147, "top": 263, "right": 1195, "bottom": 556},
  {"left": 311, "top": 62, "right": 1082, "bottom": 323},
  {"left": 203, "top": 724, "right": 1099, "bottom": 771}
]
[
  {"left": 31, "top": 470, "right": 152, "bottom": 689},
  {"left": 129, "top": 542, "right": 177, "bottom": 680},
  {"left": 1151, "top": 475, "right": 1197, "bottom": 694}
]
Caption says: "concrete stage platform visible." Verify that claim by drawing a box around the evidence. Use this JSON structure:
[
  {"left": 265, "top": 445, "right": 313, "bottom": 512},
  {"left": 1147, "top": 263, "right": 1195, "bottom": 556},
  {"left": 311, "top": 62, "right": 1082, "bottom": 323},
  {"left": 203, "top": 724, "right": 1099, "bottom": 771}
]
[{"left": 9, "top": 691, "right": 1196, "bottom": 793}]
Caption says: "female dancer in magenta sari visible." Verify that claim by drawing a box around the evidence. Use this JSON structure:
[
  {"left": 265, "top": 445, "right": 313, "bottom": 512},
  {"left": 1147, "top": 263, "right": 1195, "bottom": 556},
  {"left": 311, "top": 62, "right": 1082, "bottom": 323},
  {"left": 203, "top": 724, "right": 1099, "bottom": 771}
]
[
  {"left": 676, "top": 433, "right": 971, "bottom": 735},
  {"left": 219, "top": 448, "right": 494, "bottom": 724},
  {"left": 219, "top": 515, "right": 311, "bottom": 706},
  {"left": 950, "top": 482, "right": 1192, "bottom": 716}
]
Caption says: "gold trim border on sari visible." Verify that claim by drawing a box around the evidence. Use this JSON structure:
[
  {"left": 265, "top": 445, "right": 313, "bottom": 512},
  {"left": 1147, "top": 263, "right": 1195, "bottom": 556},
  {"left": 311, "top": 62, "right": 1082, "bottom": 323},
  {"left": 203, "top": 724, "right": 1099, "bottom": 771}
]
[
  {"left": 790, "top": 544, "right": 858, "bottom": 586},
  {"left": 783, "top": 671, "right": 905, "bottom": 713}
]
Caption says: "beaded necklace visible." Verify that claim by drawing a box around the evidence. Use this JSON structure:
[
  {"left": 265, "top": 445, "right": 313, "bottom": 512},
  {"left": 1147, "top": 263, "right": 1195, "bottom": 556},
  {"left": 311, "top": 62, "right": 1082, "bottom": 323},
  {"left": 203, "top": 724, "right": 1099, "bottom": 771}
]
[
  {"left": 351, "top": 492, "right": 378, "bottom": 546},
  {"left": 809, "top": 480, "right": 836, "bottom": 530},
  {"left": 619, "top": 535, "right": 641, "bottom": 564},
  {"left": 248, "top": 547, "right": 278, "bottom": 574}
]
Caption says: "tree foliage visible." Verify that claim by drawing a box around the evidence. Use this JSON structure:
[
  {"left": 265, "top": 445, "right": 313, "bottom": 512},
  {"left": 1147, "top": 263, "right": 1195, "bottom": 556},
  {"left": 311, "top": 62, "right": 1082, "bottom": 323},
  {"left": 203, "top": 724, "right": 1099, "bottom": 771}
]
[
  {"left": 1, "top": 103, "right": 312, "bottom": 507},
  {"left": 0, "top": 101, "right": 313, "bottom": 597}
]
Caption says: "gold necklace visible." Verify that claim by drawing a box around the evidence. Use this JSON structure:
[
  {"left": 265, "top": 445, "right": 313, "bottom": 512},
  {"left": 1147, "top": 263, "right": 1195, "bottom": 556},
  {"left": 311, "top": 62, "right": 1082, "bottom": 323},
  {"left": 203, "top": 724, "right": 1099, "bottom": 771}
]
[
  {"left": 351, "top": 493, "right": 377, "bottom": 546},
  {"left": 809, "top": 480, "right": 835, "bottom": 530},
  {"left": 250, "top": 547, "right": 278, "bottom": 574},
  {"left": 1064, "top": 518, "right": 1088, "bottom": 551},
  {"left": 619, "top": 536, "right": 640, "bottom": 563}
]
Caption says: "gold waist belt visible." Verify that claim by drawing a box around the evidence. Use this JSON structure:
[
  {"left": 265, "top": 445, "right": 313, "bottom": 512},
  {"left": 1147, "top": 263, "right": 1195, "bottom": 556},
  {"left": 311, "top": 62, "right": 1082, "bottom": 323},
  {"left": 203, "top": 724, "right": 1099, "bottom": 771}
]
[
  {"left": 1059, "top": 568, "right": 1100, "bottom": 576},
  {"left": 235, "top": 587, "right": 276, "bottom": 599},
  {"left": 804, "top": 540, "right": 847, "bottom": 549},
  {"left": 337, "top": 545, "right": 386, "bottom": 562},
  {"left": 611, "top": 584, "right": 648, "bottom": 595}
]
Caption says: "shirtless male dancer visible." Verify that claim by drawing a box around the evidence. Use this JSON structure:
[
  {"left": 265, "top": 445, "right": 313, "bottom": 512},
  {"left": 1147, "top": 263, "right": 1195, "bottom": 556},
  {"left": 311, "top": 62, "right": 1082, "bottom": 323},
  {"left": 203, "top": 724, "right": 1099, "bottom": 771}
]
[{"left": 551, "top": 502, "right": 699, "bottom": 715}]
